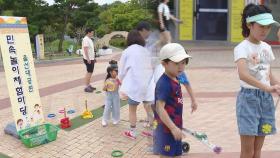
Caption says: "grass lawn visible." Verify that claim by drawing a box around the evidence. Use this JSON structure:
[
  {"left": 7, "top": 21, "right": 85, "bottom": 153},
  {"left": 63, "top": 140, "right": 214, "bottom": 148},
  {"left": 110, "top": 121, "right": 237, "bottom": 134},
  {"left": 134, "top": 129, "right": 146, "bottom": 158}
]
[{"left": 60, "top": 100, "right": 127, "bottom": 131}]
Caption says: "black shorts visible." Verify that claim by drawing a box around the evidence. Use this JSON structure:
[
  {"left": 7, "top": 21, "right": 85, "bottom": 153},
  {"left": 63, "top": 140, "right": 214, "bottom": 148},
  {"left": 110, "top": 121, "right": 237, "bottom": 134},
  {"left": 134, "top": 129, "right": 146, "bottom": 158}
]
[
  {"left": 83, "top": 59, "right": 95, "bottom": 73},
  {"left": 159, "top": 18, "right": 170, "bottom": 32}
]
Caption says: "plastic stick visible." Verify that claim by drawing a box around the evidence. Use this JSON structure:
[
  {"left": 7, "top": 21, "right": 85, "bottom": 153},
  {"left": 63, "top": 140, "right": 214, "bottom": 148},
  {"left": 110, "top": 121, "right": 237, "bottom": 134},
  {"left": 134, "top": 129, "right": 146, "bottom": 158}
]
[
  {"left": 182, "top": 128, "right": 222, "bottom": 154},
  {"left": 276, "top": 97, "right": 280, "bottom": 108}
]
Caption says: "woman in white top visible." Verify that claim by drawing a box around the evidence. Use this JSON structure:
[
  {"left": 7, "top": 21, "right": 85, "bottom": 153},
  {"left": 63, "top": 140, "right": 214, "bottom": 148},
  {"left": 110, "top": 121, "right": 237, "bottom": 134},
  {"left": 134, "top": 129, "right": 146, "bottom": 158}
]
[
  {"left": 118, "top": 30, "right": 154, "bottom": 139},
  {"left": 158, "top": 0, "right": 182, "bottom": 44}
]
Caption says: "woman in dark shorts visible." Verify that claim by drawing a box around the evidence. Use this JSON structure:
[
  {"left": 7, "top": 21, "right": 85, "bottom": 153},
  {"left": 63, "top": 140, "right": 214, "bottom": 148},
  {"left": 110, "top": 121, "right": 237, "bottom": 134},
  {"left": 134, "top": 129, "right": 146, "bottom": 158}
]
[{"left": 158, "top": 0, "right": 183, "bottom": 44}]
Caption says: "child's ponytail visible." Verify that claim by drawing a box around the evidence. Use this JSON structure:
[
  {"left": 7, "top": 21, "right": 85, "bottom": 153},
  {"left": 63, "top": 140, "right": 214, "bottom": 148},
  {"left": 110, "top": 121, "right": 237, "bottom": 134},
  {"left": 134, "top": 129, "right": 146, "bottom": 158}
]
[{"left": 105, "top": 66, "right": 114, "bottom": 80}]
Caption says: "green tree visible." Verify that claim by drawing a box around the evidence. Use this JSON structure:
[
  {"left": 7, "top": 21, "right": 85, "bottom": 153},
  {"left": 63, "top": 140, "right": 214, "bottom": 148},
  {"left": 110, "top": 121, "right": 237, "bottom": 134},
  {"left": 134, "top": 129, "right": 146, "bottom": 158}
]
[
  {"left": 53, "top": 0, "right": 90, "bottom": 52},
  {"left": 0, "top": 0, "right": 15, "bottom": 14},
  {"left": 97, "top": 0, "right": 153, "bottom": 37},
  {"left": 11, "top": 0, "right": 51, "bottom": 42},
  {"left": 96, "top": 9, "right": 113, "bottom": 37},
  {"left": 68, "top": 2, "right": 101, "bottom": 38},
  {"left": 0, "top": 0, "right": 156, "bottom": 51},
  {"left": 43, "top": 25, "right": 58, "bottom": 53}
]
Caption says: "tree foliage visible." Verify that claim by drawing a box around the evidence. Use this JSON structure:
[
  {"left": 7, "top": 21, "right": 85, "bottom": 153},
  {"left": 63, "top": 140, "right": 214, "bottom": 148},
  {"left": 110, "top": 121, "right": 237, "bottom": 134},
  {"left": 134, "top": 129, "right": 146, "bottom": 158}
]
[
  {"left": 0, "top": 0, "right": 155, "bottom": 51},
  {"left": 96, "top": 0, "right": 153, "bottom": 37},
  {"left": 10, "top": 0, "right": 50, "bottom": 42}
]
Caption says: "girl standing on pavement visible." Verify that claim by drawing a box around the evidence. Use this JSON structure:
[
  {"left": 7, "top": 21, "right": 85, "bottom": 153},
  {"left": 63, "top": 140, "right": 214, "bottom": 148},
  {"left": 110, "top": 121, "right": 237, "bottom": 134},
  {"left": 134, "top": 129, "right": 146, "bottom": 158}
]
[
  {"left": 234, "top": 4, "right": 280, "bottom": 158},
  {"left": 102, "top": 66, "right": 120, "bottom": 126}
]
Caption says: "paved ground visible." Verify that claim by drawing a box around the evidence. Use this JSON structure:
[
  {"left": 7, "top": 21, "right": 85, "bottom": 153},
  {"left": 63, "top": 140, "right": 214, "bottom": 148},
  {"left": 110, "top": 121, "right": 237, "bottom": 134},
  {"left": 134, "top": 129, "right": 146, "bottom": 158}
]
[{"left": 0, "top": 44, "right": 280, "bottom": 158}]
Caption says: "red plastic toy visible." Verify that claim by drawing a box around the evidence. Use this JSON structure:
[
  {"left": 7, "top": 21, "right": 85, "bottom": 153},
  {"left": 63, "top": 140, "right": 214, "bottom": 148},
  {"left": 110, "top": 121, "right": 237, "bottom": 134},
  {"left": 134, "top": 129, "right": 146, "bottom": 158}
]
[{"left": 60, "top": 108, "right": 71, "bottom": 129}]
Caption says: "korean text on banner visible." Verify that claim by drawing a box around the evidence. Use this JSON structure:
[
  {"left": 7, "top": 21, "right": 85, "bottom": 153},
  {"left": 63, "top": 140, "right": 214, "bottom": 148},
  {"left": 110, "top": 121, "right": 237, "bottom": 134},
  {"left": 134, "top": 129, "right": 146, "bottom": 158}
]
[{"left": 0, "top": 16, "right": 44, "bottom": 131}]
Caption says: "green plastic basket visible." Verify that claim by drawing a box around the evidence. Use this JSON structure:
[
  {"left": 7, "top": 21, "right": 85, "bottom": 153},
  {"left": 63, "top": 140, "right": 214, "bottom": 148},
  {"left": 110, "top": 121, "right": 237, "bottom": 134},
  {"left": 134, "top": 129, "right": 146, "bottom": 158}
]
[{"left": 18, "top": 123, "right": 59, "bottom": 148}]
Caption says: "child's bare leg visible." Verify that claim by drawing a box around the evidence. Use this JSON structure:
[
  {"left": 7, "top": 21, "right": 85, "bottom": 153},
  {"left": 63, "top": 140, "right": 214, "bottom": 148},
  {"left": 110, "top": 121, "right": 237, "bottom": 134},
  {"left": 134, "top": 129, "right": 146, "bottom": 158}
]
[
  {"left": 159, "top": 33, "right": 165, "bottom": 43},
  {"left": 165, "top": 31, "right": 172, "bottom": 43},
  {"left": 159, "top": 32, "right": 168, "bottom": 45},
  {"left": 143, "top": 102, "right": 153, "bottom": 126},
  {"left": 160, "top": 31, "right": 171, "bottom": 44},
  {"left": 253, "top": 136, "right": 265, "bottom": 158},
  {"left": 129, "top": 105, "right": 137, "bottom": 127},
  {"left": 240, "top": 135, "right": 255, "bottom": 158}
]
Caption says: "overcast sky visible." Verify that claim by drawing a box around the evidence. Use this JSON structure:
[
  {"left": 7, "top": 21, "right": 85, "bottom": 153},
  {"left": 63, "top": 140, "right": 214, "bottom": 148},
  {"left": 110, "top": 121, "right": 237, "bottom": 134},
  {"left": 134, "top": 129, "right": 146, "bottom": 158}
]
[{"left": 44, "top": 0, "right": 128, "bottom": 5}]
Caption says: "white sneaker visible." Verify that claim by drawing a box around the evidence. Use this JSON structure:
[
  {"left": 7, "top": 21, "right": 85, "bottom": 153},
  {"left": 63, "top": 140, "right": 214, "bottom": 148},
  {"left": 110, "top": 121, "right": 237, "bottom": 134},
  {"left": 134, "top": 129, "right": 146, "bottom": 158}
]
[
  {"left": 113, "top": 120, "right": 119, "bottom": 125},
  {"left": 102, "top": 120, "right": 108, "bottom": 127}
]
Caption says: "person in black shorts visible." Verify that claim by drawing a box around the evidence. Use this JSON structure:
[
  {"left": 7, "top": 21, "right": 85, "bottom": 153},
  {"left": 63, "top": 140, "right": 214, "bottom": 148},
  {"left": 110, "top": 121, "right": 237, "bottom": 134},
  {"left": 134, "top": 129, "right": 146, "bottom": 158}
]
[
  {"left": 82, "top": 28, "right": 96, "bottom": 93},
  {"left": 158, "top": 0, "right": 183, "bottom": 44}
]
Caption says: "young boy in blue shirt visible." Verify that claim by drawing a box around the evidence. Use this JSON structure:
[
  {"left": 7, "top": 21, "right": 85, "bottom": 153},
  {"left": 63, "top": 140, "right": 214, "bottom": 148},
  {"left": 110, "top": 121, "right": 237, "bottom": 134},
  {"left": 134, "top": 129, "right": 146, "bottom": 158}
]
[{"left": 153, "top": 43, "right": 191, "bottom": 157}]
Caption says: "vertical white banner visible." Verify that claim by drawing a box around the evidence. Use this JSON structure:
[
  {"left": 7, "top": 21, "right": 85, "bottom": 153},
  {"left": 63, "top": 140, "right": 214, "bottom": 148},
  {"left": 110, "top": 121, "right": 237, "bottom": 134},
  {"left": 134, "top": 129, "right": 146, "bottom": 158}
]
[{"left": 0, "top": 16, "right": 44, "bottom": 131}]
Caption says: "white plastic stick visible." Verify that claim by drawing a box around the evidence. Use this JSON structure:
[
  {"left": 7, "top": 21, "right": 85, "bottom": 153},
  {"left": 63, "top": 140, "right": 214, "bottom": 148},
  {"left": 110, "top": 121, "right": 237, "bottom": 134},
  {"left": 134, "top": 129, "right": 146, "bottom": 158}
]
[
  {"left": 182, "top": 128, "right": 222, "bottom": 154},
  {"left": 276, "top": 97, "right": 280, "bottom": 109}
]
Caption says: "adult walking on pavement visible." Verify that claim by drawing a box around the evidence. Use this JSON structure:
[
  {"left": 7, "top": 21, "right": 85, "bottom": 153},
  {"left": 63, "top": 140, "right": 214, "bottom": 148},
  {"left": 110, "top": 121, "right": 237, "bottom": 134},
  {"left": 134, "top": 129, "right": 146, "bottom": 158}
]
[
  {"left": 119, "top": 30, "right": 154, "bottom": 139},
  {"left": 82, "top": 28, "right": 96, "bottom": 93},
  {"left": 136, "top": 21, "right": 155, "bottom": 131},
  {"left": 158, "top": 0, "right": 182, "bottom": 44}
]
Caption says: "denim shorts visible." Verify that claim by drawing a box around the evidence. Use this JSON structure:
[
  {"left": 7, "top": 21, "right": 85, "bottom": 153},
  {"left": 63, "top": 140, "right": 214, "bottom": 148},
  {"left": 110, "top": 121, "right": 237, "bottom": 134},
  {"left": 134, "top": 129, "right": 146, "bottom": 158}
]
[
  {"left": 127, "top": 97, "right": 152, "bottom": 106},
  {"left": 236, "top": 87, "right": 276, "bottom": 136}
]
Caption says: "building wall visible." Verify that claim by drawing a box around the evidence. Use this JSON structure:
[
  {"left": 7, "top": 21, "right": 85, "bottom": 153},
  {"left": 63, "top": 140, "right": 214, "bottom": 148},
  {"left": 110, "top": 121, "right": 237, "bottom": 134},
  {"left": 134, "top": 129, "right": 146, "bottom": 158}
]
[
  {"left": 177, "top": 0, "right": 244, "bottom": 42},
  {"left": 176, "top": 0, "right": 279, "bottom": 43},
  {"left": 230, "top": 0, "right": 244, "bottom": 42},
  {"left": 178, "top": 0, "right": 193, "bottom": 41}
]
